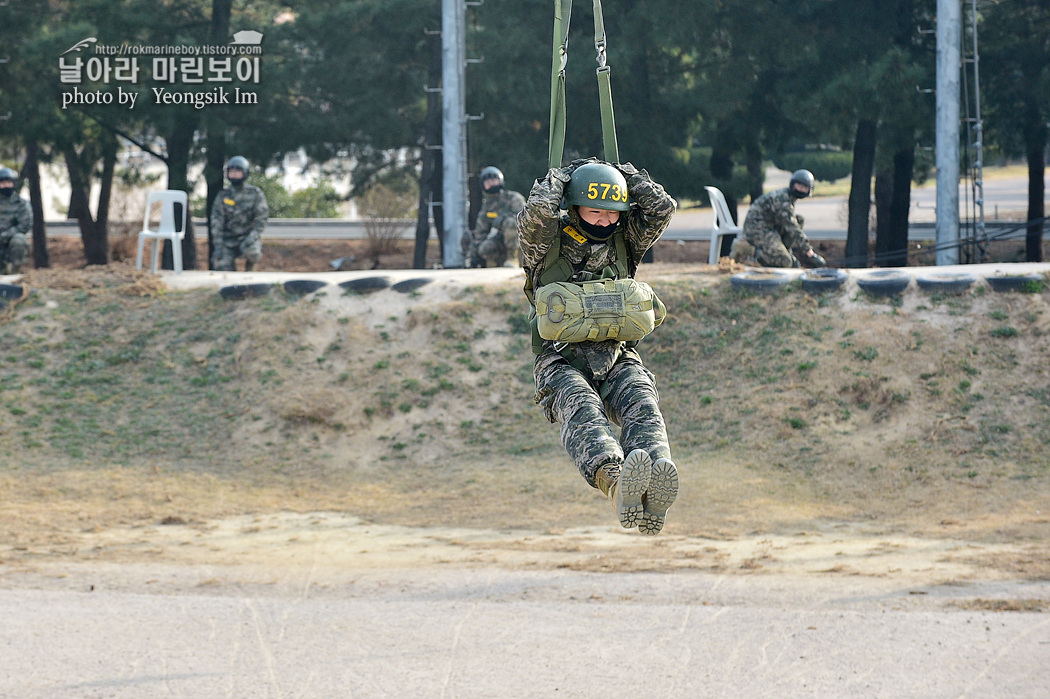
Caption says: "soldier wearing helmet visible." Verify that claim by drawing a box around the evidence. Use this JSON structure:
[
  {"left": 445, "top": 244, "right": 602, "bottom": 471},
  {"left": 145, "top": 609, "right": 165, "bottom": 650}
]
[
  {"left": 518, "top": 157, "right": 679, "bottom": 535},
  {"left": 736, "top": 169, "right": 826, "bottom": 268},
  {"left": 209, "top": 156, "right": 269, "bottom": 271},
  {"left": 462, "top": 166, "right": 526, "bottom": 267},
  {"left": 0, "top": 166, "right": 32, "bottom": 275}
]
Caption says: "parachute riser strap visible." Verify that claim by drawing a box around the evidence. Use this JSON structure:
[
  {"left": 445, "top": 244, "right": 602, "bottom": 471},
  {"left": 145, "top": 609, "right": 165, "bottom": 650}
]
[
  {"left": 549, "top": 0, "right": 572, "bottom": 169},
  {"left": 592, "top": 0, "right": 618, "bottom": 164},
  {"left": 548, "top": 0, "right": 620, "bottom": 167}
]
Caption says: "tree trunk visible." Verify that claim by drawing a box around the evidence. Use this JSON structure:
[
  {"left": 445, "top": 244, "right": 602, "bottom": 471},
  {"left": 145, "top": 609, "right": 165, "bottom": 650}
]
[
  {"left": 884, "top": 147, "right": 913, "bottom": 267},
  {"left": 846, "top": 119, "right": 877, "bottom": 268},
  {"left": 874, "top": 167, "right": 892, "bottom": 266},
  {"left": 745, "top": 139, "right": 764, "bottom": 209},
  {"left": 63, "top": 148, "right": 98, "bottom": 265},
  {"left": 91, "top": 135, "right": 116, "bottom": 265},
  {"left": 1025, "top": 108, "right": 1047, "bottom": 262},
  {"left": 164, "top": 113, "right": 200, "bottom": 270},
  {"left": 24, "top": 143, "right": 49, "bottom": 269},
  {"left": 204, "top": 0, "right": 234, "bottom": 269},
  {"left": 414, "top": 33, "right": 442, "bottom": 270},
  {"left": 710, "top": 138, "right": 738, "bottom": 257}
]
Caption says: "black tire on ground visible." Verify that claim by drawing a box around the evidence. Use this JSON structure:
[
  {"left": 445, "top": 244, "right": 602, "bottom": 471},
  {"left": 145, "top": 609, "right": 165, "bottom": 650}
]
[
  {"left": 339, "top": 276, "right": 392, "bottom": 294},
  {"left": 729, "top": 270, "right": 793, "bottom": 293},
  {"left": 0, "top": 283, "right": 24, "bottom": 299},
  {"left": 391, "top": 278, "right": 433, "bottom": 294},
  {"left": 916, "top": 272, "right": 976, "bottom": 294},
  {"left": 283, "top": 279, "right": 329, "bottom": 296},
  {"left": 218, "top": 283, "right": 273, "bottom": 300},
  {"left": 856, "top": 270, "right": 911, "bottom": 297},
  {"left": 985, "top": 273, "right": 1044, "bottom": 293},
  {"left": 800, "top": 268, "right": 849, "bottom": 294}
]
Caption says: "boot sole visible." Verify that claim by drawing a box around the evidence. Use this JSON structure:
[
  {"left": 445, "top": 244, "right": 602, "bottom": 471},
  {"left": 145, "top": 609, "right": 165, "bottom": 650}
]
[
  {"left": 617, "top": 449, "right": 652, "bottom": 529},
  {"left": 640, "top": 458, "right": 679, "bottom": 536}
]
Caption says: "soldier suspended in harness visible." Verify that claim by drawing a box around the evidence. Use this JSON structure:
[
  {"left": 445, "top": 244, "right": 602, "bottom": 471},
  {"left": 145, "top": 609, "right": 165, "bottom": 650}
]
[{"left": 518, "top": 159, "right": 680, "bottom": 535}]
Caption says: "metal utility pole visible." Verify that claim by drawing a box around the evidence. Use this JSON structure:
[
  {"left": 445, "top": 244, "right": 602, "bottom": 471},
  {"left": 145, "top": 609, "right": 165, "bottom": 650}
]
[
  {"left": 966, "top": 0, "right": 986, "bottom": 259},
  {"left": 935, "top": 0, "right": 961, "bottom": 266},
  {"left": 441, "top": 0, "right": 467, "bottom": 267}
]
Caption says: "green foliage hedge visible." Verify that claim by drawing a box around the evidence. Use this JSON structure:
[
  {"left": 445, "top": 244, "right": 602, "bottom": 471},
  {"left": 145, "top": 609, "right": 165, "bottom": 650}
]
[{"left": 772, "top": 152, "right": 853, "bottom": 183}]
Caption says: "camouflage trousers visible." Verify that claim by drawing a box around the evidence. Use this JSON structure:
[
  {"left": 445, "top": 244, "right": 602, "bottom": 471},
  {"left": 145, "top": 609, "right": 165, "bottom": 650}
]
[
  {"left": 0, "top": 232, "right": 30, "bottom": 272},
  {"left": 212, "top": 233, "right": 262, "bottom": 271},
  {"left": 747, "top": 229, "right": 799, "bottom": 268},
  {"left": 534, "top": 346, "right": 671, "bottom": 488},
  {"left": 463, "top": 229, "right": 520, "bottom": 267}
]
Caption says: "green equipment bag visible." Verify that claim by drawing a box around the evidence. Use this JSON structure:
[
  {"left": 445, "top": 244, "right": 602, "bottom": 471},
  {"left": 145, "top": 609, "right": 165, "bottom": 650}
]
[{"left": 534, "top": 277, "right": 666, "bottom": 343}]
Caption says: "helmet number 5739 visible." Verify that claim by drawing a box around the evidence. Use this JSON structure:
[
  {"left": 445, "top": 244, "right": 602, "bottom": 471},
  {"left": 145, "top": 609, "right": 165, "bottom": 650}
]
[{"left": 587, "top": 182, "right": 624, "bottom": 202}]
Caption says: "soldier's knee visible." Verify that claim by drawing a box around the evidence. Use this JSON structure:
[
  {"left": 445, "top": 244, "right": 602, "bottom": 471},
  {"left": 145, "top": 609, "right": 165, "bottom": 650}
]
[
  {"left": 478, "top": 238, "right": 504, "bottom": 262},
  {"left": 7, "top": 235, "right": 29, "bottom": 260},
  {"left": 756, "top": 249, "right": 795, "bottom": 268}
]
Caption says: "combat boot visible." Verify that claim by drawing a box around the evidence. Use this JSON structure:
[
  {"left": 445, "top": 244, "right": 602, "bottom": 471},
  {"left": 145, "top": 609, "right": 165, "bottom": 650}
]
[
  {"left": 594, "top": 449, "right": 652, "bottom": 529},
  {"left": 245, "top": 259, "right": 256, "bottom": 272},
  {"left": 639, "top": 458, "right": 679, "bottom": 536}
]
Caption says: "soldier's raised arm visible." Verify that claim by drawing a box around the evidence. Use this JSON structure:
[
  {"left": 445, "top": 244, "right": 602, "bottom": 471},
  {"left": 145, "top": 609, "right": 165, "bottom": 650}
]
[{"left": 517, "top": 165, "right": 572, "bottom": 272}]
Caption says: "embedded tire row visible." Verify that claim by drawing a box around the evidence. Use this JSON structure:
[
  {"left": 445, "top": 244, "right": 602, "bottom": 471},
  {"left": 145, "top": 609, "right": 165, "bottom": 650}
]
[
  {"left": 731, "top": 269, "right": 1045, "bottom": 296},
  {"left": 218, "top": 276, "right": 434, "bottom": 300}
]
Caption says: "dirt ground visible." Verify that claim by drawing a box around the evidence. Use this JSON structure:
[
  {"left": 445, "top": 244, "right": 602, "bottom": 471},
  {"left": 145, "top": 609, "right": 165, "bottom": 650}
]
[{"left": 3, "top": 251, "right": 1050, "bottom": 600}]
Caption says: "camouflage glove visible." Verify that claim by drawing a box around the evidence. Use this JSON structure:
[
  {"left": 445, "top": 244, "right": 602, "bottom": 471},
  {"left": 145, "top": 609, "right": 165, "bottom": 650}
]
[
  {"left": 565, "top": 157, "right": 599, "bottom": 174},
  {"left": 616, "top": 161, "right": 640, "bottom": 178},
  {"left": 548, "top": 167, "right": 572, "bottom": 184},
  {"left": 808, "top": 252, "right": 827, "bottom": 268}
]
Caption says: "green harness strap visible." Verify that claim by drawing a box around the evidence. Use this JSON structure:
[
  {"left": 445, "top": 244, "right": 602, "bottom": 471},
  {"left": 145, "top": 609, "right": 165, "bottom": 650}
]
[
  {"left": 541, "top": 0, "right": 625, "bottom": 386},
  {"left": 548, "top": 0, "right": 572, "bottom": 170},
  {"left": 548, "top": 0, "right": 620, "bottom": 168}
]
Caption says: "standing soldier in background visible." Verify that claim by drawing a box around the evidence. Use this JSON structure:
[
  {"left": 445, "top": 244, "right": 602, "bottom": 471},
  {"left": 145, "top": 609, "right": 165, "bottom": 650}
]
[
  {"left": 519, "top": 158, "right": 679, "bottom": 535},
  {"left": 210, "top": 156, "right": 269, "bottom": 271},
  {"left": 735, "top": 169, "right": 826, "bottom": 268},
  {"left": 463, "top": 166, "right": 525, "bottom": 267},
  {"left": 0, "top": 167, "right": 32, "bottom": 275}
]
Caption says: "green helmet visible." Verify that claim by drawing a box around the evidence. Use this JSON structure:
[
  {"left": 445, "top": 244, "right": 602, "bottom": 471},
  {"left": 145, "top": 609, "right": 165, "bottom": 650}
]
[
  {"left": 565, "top": 162, "right": 630, "bottom": 211},
  {"left": 479, "top": 166, "right": 504, "bottom": 185},
  {"left": 225, "top": 155, "right": 250, "bottom": 177},
  {"left": 0, "top": 167, "right": 17, "bottom": 183},
  {"left": 789, "top": 169, "right": 814, "bottom": 198}
]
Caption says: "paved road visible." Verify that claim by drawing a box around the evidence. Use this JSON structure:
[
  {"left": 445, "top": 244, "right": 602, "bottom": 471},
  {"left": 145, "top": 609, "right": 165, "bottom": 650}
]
[
  {"left": 2, "top": 564, "right": 1049, "bottom": 698},
  {"left": 44, "top": 173, "right": 1046, "bottom": 244}
]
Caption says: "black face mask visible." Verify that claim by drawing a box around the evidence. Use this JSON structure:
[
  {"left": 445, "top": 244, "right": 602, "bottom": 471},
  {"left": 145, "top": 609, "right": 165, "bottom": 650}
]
[
  {"left": 483, "top": 183, "right": 503, "bottom": 195},
  {"left": 577, "top": 216, "right": 618, "bottom": 242},
  {"left": 0, "top": 188, "right": 13, "bottom": 198},
  {"left": 229, "top": 177, "right": 245, "bottom": 187}
]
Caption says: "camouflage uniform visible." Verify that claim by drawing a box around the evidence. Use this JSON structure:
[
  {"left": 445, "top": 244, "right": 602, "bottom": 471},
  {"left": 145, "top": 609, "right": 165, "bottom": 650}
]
[
  {"left": 209, "top": 183, "right": 268, "bottom": 271},
  {"left": 0, "top": 191, "right": 32, "bottom": 274},
  {"left": 740, "top": 187, "right": 814, "bottom": 268},
  {"left": 463, "top": 188, "right": 526, "bottom": 267},
  {"left": 519, "top": 159, "right": 676, "bottom": 488}
]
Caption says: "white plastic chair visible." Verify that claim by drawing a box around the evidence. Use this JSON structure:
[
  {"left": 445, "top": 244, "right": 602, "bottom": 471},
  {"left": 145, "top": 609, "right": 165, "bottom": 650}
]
[
  {"left": 136, "top": 189, "right": 188, "bottom": 274},
  {"left": 704, "top": 185, "right": 743, "bottom": 265}
]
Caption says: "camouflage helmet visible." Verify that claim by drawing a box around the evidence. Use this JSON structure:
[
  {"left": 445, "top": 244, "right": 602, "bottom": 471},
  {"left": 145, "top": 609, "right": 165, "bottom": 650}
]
[
  {"left": 479, "top": 166, "right": 504, "bottom": 185},
  {"left": 0, "top": 167, "right": 17, "bottom": 183},
  {"left": 565, "top": 162, "right": 630, "bottom": 211},
  {"left": 789, "top": 169, "right": 814, "bottom": 198},
  {"left": 225, "top": 155, "right": 250, "bottom": 177}
]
